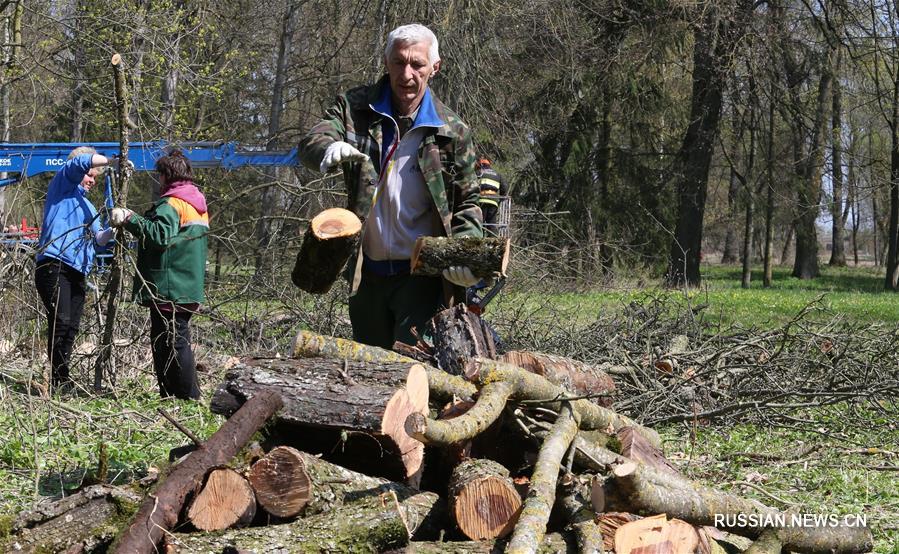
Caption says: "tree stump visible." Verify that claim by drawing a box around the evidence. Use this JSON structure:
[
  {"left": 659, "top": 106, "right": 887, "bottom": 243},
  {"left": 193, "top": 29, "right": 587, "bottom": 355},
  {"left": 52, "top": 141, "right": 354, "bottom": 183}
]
[
  {"left": 291, "top": 207, "right": 361, "bottom": 293},
  {"left": 499, "top": 350, "right": 616, "bottom": 406},
  {"left": 211, "top": 357, "right": 429, "bottom": 482},
  {"left": 187, "top": 467, "right": 256, "bottom": 531},
  {"left": 246, "top": 445, "right": 311, "bottom": 518},
  {"left": 411, "top": 236, "right": 510, "bottom": 278},
  {"left": 448, "top": 458, "right": 522, "bottom": 540}
]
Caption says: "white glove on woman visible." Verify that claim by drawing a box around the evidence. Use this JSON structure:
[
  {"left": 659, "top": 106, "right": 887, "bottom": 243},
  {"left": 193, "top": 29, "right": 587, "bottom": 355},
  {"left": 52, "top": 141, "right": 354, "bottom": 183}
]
[
  {"left": 95, "top": 227, "right": 114, "bottom": 246},
  {"left": 320, "top": 141, "right": 369, "bottom": 172},
  {"left": 110, "top": 207, "right": 134, "bottom": 227},
  {"left": 442, "top": 266, "right": 479, "bottom": 287}
]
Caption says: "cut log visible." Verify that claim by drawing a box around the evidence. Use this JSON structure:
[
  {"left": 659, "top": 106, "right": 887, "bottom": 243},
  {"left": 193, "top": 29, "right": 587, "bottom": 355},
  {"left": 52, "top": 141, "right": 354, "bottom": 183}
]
[
  {"left": 167, "top": 489, "right": 441, "bottom": 553},
  {"left": 507, "top": 402, "right": 580, "bottom": 554},
  {"left": 246, "top": 445, "right": 311, "bottom": 518},
  {"left": 291, "top": 207, "right": 361, "bottom": 294},
  {"left": 427, "top": 303, "right": 497, "bottom": 375},
  {"left": 558, "top": 485, "right": 605, "bottom": 554},
  {"left": 186, "top": 467, "right": 256, "bottom": 531},
  {"left": 598, "top": 512, "right": 641, "bottom": 552},
  {"left": 500, "top": 350, "right": 616, "bottom": 407},
  {"left": 411, "top": 235, "right": 510, "bottom": 278},
  {"left": 466, "top": 358, "right": 662, "bottom": 449},
  {"left": 615, "top": 425, "right": 680, "bottom": 476},
  {"left": 115, "top": 390, "right": 282, "bottom": 554},
  {"left": 448, "top": 458, "right": 522, "bottom": 540},
  {"left": 604, "top": 461, "right": 874, "bottom": 554},
  {"left": 210, "top": 357, "right": 428, "bottom": 481},
  {"left": 614, "top": 514, "right": 699, "bottom": 554},
  {"left": 290, "top": 329, "right": 477, "bottom": 400},
  {"left": 4, "top": 484, "right": 141, "bottom": 553}
]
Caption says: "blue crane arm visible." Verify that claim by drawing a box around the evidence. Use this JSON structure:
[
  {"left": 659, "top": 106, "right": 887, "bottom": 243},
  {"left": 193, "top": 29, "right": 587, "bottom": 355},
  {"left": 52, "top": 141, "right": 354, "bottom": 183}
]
[{"left": 0, "top": 141, "right": 299, "bottom": 187}]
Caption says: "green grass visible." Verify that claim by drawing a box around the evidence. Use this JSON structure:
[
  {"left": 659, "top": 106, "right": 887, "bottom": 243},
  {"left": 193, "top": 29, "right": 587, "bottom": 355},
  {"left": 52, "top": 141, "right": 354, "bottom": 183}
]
[{"left": 500, "top": 264, "right": 899, "bottom": 328}]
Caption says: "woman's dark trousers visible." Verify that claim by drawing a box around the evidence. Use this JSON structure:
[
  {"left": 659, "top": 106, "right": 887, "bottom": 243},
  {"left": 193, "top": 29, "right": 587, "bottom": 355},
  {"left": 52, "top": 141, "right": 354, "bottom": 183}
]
[
  {"left": 34, "top": 259, "right": 86, "bottom": 390},
  {"left": 149, "top": 306, "right": 200, "bottom": 400}
]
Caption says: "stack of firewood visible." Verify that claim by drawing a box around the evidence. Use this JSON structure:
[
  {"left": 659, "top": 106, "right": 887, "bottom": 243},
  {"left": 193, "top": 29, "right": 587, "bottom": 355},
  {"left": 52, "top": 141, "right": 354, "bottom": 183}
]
[{"left": 2, "top": 302, "right": 875, "bottom": 553}]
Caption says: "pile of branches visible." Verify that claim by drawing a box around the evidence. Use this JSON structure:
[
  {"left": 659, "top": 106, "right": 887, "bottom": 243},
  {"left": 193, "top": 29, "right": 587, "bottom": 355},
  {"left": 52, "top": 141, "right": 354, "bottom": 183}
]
[{"left": 4, "top": 305, "right": 876, "bottom": 553}]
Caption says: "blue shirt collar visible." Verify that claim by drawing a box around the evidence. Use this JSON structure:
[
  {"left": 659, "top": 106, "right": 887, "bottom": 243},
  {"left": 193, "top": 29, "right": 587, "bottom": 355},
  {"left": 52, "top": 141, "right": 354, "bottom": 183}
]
[{"left": 370, "top": 80, "right": 444, "bottom": 129}]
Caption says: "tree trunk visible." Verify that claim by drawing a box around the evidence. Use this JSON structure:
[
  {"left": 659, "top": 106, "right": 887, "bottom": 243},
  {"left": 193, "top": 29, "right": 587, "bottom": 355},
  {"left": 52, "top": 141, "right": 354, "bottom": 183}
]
[
  {"left": 169, "top": 490, "right": 441, "bottom": 553},
  {"left": 115, "top": 390, "right": 283, "bottom": 554},
  {"left": 763, "top": 86, "right": 776, "bottom": 287},
  {"left": 211, "top": 357, "right": 428, "bottom": 481},
  {"left": 448, "top": 458, "right": 522, "bottom": 540},
  {"left": 500, "top": 350, "right": 616, "bottom": 407},
  {"left": 186, "top": 467, "right": 256, "bottom": 531},
  {"left": 887, "top": 121, "right": 899, "bottom": 288},
  {"left": 411, "top": 236, "right": 511, "bottom": 278},
  {"left": 722, "top": 105, "right": 744, "bottom": 265},
  {"left": 291, "top": 207, "right": 362, "bottom": 294},
  {"left": 830, "top": 49, "right": 847, "bottom": 267},
  {"left": 4, "top": 484, "right": 141, "bottom": 553}
]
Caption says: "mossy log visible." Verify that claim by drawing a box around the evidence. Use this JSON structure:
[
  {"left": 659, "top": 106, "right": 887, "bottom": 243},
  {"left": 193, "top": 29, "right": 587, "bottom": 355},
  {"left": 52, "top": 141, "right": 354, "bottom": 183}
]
[
  {"left": 466, "top": 358, "right": 661, "bottom": 449},
  {"left": 742, "top": 528, "right": 782, "bottom": 554},
  {"left": 406, "top": 381, "right": 513, "bottom": 445},
  {"left": 411, "top": 236, "right": 510, "bottom": 278},
  {"left": 115, "top": 390, "right": 283, "bottom": 554},
  {"left": 186, "top": 467, "right": 256, "bottom": 531},
  {"left": 291, "top": 208, "right": 361, "bottom": 294},
  {"left": 427, "top": 303, "right": 497, "bottom": 375},
  {"left": 507, "top": 402, "right": 580, "bottom": 554},
  {"left": 500, "top": 350, "right": 616, "bottom": 407},
  {"left": 384, "top": 532, "right": 578, "bottom": 553},
  {"left": 246, "top": 446, "right": 311, "bottom": 518},
  {"left": 605, "top": 461, "right": 874, "bottom": 554},
  {"left": 291, "top": 329, "right": 477, "bottom": 400},
  {"left": 4, "top": 484, "right": 141, "bottom": 553},
  {"left": 448, "top": 458, "right": 522, "bottom": 540},
  {"left": 167, "top": 489, "right": 441, "bottom": 553},
  {"left": 210, "top": 357, "right": 428, "bottom": 481}
]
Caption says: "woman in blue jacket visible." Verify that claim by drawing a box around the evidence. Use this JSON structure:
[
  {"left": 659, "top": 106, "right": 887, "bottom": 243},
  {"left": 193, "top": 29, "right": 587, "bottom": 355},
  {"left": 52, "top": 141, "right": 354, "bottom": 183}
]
[{"left": 34, "top": 146, "right": 114, "bottom": 392}]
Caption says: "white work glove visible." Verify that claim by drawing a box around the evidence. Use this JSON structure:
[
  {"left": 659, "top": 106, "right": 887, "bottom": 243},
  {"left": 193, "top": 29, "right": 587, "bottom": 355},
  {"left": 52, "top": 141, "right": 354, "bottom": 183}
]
[
  {"left": 95, "top": 227, "right": 114, "bottom": 246},
  {"left": 443, "top": 266, "right": 479, "bottom": 287},
  {"left": 109, "top": 207, "right": 133, "bottom": 227},
  {"left": 320, "top": 141, "right": 369, "bottom": 173}
]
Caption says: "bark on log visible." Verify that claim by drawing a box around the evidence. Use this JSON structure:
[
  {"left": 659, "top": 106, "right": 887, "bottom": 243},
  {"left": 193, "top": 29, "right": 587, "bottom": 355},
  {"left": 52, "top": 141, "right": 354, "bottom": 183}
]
[
  {"left": 466, "top": 358, "right": 661, "bottom": 449},
  {"left": 167, "top": 489, "right": 441, "bottom": 553},
  {"left": 615, "top": 425, "right": 680, "bottom": 476},
  {"left": 598, "top": 512, "right": 641, "bottom": 553},
  {"left": 4, "top": 484, "right": 141, "bottom": 553},
  {"left": 558, "top": 487, "right": 606, "bottom": 554},
  {"left": 385, "top": 533, "right": 578, "bottom": 553},
  {"left": 411, "top": 236, "right": 510, "bottom": 278},
  {"left": 742, "top": 528, "right": 782, "bottom": 554},
  {"left": 290, "top": 329, "right": 477, "bottom": 400},
  {"left": 210, "top": 357, "right": 428, "bottom": 481},
  {"left": 427, "top": 304, "right": 497, "bottom": 375},
  {"left": 500, "top": 350, "right": 616, "bottom": 407},
  {"left": 448, "top": 458, "right": 522, "bottom": 540},
  {"left": 614, "top": 513, "right": 699, "bottom": 554},
  {"left": 186, "top": 467, "right": 256, "bottom": 531},
  {"left": 115, "top": 390, "right": 283, "bottom": 554},
  {"left": 406, "top": 381, "right": 513, "bottom": 445},
  {"left": 246, "top": 445, "right": 311, "bottom": 518},
  {"left": 507, "top": 402, "right": 580, "bottom": 554},
  {"left": 291, "top": 207, "right": 361, "bottom": 294},
  {"left": 605, "top": 461, "right": 874, "bottom": 554}
]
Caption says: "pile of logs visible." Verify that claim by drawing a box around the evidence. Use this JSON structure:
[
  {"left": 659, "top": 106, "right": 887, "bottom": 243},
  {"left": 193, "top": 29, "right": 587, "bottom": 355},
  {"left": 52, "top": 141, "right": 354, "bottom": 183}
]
[{"left": 3, "top": 304, "right": 875, "bottom": 553}]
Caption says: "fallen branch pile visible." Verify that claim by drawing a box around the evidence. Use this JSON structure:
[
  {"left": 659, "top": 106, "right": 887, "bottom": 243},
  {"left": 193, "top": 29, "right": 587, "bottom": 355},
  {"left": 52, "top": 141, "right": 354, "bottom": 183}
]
[{"left": 4, "top": 304, "right": 878, "bottom": 553}]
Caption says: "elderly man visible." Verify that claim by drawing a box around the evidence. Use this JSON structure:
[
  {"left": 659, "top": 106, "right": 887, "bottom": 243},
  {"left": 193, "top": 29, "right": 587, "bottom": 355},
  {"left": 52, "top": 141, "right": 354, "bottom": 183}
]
[{"left": 299, "top": 23, "right": 483, "bottom": 349}]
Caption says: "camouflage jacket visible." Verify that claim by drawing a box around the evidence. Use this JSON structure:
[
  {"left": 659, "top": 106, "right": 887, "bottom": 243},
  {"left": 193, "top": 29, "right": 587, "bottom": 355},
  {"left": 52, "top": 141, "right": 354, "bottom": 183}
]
[{"left": 299, "top": 76, "right": 483, "bottom": 244}]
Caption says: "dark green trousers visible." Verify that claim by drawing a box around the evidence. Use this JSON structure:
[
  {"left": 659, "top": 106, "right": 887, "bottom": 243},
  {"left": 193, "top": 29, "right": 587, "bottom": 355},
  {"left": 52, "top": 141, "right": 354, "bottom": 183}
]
[{"left": 348, "top": 272, "right": 444, "bottom": 349}]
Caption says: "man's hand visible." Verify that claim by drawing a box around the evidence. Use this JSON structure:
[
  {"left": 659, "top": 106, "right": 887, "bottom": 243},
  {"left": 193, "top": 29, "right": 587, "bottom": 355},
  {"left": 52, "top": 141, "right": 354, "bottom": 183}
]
[
  {"left": 109, "top": 207, "right": 133, "bottom": 227},
  {"left": 443, "top": 266, "right": 479, "bottom": 287},
  {"left": 320, "top": 141, "right": 369, "bottom": 173},
  {"left": 95, "top": 228, "right": 114, "bottom": 246}
]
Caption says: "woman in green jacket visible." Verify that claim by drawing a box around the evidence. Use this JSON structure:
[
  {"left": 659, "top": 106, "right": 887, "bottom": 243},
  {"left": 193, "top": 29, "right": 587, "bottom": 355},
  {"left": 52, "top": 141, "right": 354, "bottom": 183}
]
[{"left": 111, "top": 151, "right": 209, "bottom": 399}]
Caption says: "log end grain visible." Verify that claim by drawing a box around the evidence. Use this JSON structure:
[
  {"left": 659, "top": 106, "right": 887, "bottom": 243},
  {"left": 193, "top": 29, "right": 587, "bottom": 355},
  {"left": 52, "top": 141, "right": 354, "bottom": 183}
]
[
  {"left": 614, "top": 514, "right": 698, "bottom": 554},
  {"left": 247, "top": 446, "right": 311, "bottom": 518},
  {"left": 453, "top": 477, "right": 522, "bottom": 540},
  {"left": 311, "top": 208, "right": 362, "bottom": 239},
  {"left": 187, "top": 468, "right": 256, "bottom": 532},
  {"left": 381, "top": 364, "right": 430, "bottom": 481}
]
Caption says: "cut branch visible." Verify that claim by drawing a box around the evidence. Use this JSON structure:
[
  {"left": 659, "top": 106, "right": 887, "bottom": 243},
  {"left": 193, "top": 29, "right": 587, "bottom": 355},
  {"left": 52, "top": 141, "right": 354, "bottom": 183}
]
[
  {"left": 411, "top": 236, "right": 510, "bottom": 278},
  {"left": 291, "top": 207, "right": 361, "bottom": 293}
]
